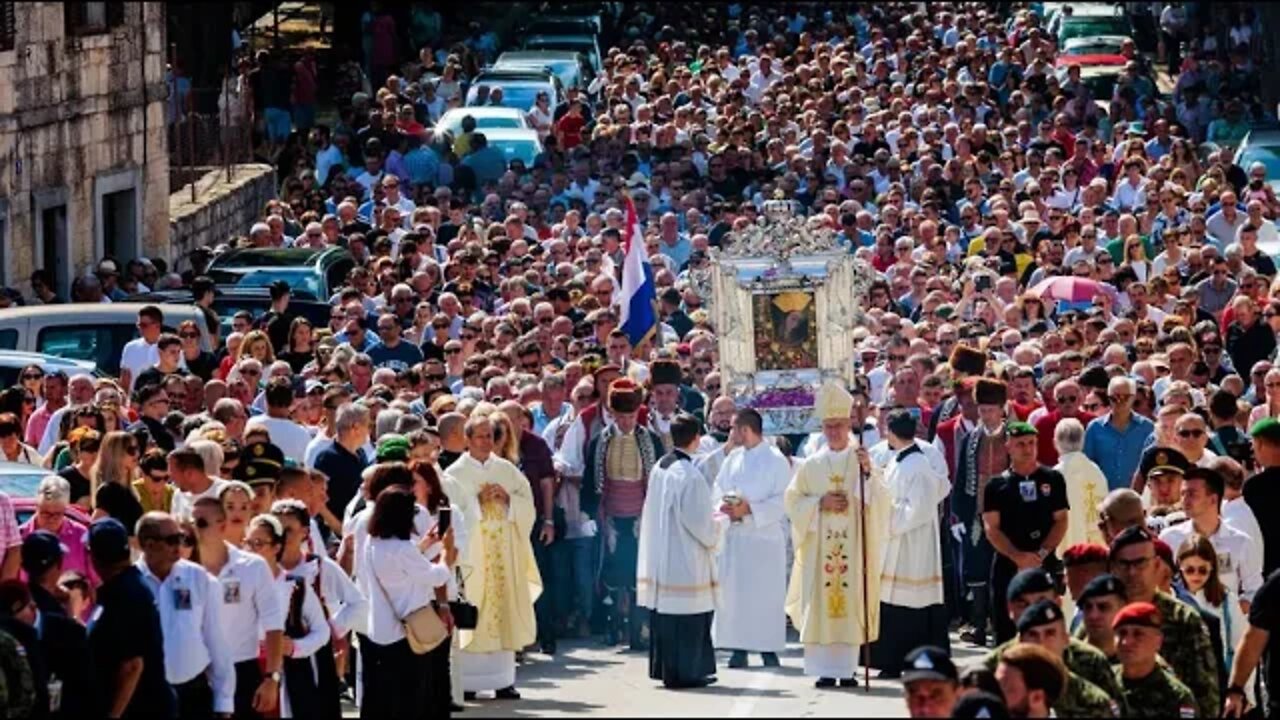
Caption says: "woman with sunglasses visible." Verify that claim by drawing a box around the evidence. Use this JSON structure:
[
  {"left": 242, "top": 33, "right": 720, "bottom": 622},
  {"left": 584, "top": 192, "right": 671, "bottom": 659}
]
[
  {"left": 1175, "top": 535, "right": 1248, "bottom": 693},
  {"left": 133, "top": 448, "right": 177, "bottom": 515},
  {"left": 60, "top": 427, "right": 101, "bottom": 509},
  {"left": 178, "top": 319, "right": 218, "bottom": 382},
  {"left": 90, "top": 430, "right": 144, "bottom": 537},
  {"left": 18, "top": 364, "right": 45, "bottom": 404}
]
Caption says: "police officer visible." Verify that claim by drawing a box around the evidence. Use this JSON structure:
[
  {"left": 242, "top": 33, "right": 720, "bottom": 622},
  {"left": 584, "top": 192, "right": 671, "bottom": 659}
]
[
  {"left": 981, "top": 568, "right": 1125, "bottom": 708},
  {"left": 1014, "top": 599, "right": 1119, "bottom": 718},
  {"left": 982, "top": 421, "right": 1069, "bottom": 643},
  {"left": 1108, "top": 525, "right": 1220, "bottom": 718},
  {"left": 1074, "top": 574, "right": 1127, "bottom": 661},
  {"left": 1112, "top": 601, "right": 1196, "bottom": 719},
  {"left": 901, "top": 646, "right": 959, "bottom": 719}
]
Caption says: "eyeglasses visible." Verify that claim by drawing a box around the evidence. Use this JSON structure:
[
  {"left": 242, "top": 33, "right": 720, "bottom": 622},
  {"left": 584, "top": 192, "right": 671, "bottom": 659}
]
[
  {"left": 142, "top": 533, "right": 184, "bottom": 547},
  {"left": 1083, "top": 401, "right": 1103, "bottom": 412},
  {"left": 1055, "top": 395, "right": 1078, "bottom": 403},
  {"left": 1112, "top": 555, "right": 1153, "bottom": 571},
  {"left": 245, "top": 538, "right": 276, "bottom": 551},
  {"left": 444, "top": 348, "right": 461, "bottom": 355},
  {"left": 179, "top": 332, "right": 200, "bottom": 339},
  {"left": 426, "top": 373, "right": 447, "bottom": 382},
  {"left": 1180, "top": 564, "right": 1211, "bottom": 577},
  {"left": 1108, "top": 394, "right": 1133, "bottom": 403},
  {"left": 1177, "top": 429, "right": 1206, "bottom": 438},
  {"left": 147, "top": 472, "right": 170, "bottom": 483},
  {"left": 20, "top": 373, "right": 43, "bottom": 381}
]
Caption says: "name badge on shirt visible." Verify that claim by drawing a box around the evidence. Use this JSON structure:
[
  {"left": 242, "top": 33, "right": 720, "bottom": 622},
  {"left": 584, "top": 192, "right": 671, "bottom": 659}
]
[
  {"left": 223, "top": 580, "right": 242, "bottom": 605},
  {"left": 1019, "top": 480, "right": 1037, "bottom": 503},
  {"left": 174, "top": 587, "right": 193, "bottom": 611}
]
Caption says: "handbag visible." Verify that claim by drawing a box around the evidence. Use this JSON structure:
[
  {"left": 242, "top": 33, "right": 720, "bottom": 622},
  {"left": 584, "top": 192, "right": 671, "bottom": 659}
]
[
  {"left": 449, "top": 567, "right": 479, "bottom": 631},
  {"left": 370, "top": 557, "right": 449, "bottom": 654}
]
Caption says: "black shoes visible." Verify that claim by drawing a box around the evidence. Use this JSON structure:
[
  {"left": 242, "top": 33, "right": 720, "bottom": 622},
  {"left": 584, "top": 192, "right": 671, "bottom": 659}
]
[
  {"left": 815, "top": 677, "right": 837, "bottom": 688},
  {"left": 665, "top": 676, "right": 718, "bottom": 690},
  {"left": 541, "top": 639, "right": 557, "bottom": 655},
  {"left": 761, "top": 652, "right": 780, "bottom": 667},
  {"left": 839, "top": 677, "right": 859, "bottom": 688},
  {"left": 728, "top": 650, "right": 749, "bottom": 669},
  {"left": 495, "top": 686, "right": 522, "bottom": 700},
  {"left": 463, "top": 692, "right": 477, "bottom": 701}
]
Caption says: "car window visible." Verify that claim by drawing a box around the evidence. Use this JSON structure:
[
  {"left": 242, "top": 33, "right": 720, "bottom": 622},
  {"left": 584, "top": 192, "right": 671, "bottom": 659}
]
[
  {"left": 38, "top": 326, "right": 112, "bottom": 366},
  {"left": 491, "top": 140, "right": 539, "bottom": 165},
  {"left": 1239, "top": 146, "right": 1280, "bottom": 179},
  {"left": 326, "top": 258, "right": 355, "bottom": 297},
  {"left": 0, "top": 329, "right": 16, "bottom": 350},
  {"left": 0, "top": 470, "right": 47, "bottom": 499},
  {"left": 231, "top": 269, "right": 324, "bottom": 299}
]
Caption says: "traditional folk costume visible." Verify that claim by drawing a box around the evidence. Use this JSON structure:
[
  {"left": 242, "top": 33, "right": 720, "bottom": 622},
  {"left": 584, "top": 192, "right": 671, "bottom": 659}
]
[
  {"left": 785, "top": 383, "right": 891, "bottom": 684},
  {"left": 932, "top": 376, "right": 981, "bottom": 622},
  {"left": 444, "top": 451, "right": 543, "bottom": 692},
  {"left": 712, "top": 438, "right": 792, "bottom": 657},
  {"left": 581, "top": 379, "right": 662, "bottom": 648},
  {"left": 950, "top": 378, "right": 1011, "bottom": 645},
  {"left": 645, "top": 360, "right": 684, "bottom": 454},
  {"left": 870, "top": 434, "right": 953, "bottom": 675},
  {"left": 637, "top": 448, "right": 723, "bottom": 688}
]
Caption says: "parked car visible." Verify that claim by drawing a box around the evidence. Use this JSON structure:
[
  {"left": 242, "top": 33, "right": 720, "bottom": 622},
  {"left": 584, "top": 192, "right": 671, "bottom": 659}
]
[
  {"left": 435, "top": 107, "right": 531, "bottom": 138},
  {"left": 495, "top": 50, "right": 589, "bottom": 91},
  {"left": 522, "top": 14, "right": 602, "bottom": 36},
  {"left": 1060, "top": 35, "right": 1133, "bottom": 58},
  {"left": 126, "top": 287, "right": 336, "bottom": 339},
  {"left": 1055, "top": 6, "right": 1132, "bottom": 44},
  {"left": 465, "top": 68, "right": 565, "bottom": 110},
  {"left": 522, "top": 34, "right": 603, "bottom": 77},
  {"left": 0, "top": 303, "right": 214, "bottom": 377},
  {"left": 0, "top": 461, "right": 56, "bottom": 503},
  {"left": 477, "top": 128, "right": 546, "bottom": 167},
  {"left": 0, "top": 351, "right": 102, "bottom": 388},
  {"left": 206, "top": 246, "right": 355, "bottom": 301}
]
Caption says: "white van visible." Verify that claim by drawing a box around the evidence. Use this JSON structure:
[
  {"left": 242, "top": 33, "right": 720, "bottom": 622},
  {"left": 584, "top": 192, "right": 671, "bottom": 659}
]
[{"left": 0, "top": 303, "right": 214, "bottom": 378}]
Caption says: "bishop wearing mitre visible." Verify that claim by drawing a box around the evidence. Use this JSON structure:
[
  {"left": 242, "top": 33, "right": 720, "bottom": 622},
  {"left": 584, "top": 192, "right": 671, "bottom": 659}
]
[{"left": 785, "top": 381, "right": 890, "bottom": 688}]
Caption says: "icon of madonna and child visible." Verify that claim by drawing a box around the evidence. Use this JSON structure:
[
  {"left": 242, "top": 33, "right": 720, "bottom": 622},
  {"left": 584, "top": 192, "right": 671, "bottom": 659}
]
[{"left": 752, "top": 290, "right": 819, "bottom": 370}]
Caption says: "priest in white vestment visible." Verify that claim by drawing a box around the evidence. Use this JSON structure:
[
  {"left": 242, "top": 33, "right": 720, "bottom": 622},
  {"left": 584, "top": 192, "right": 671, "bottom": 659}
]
[
  {"left": 444, "top": 414, "right": 543, "bottom": 700},
  {"left": 637, "top": 414, "right": 724, "bottom": 689},
  {"left": 785, "top": 382, "right": 890, "bottom": 688},
  {"left": 868, "top": 409, "right": 953, "bottom": 677},
  {"left": 712, "top": 408, "right": 792, "bottom": 668}
]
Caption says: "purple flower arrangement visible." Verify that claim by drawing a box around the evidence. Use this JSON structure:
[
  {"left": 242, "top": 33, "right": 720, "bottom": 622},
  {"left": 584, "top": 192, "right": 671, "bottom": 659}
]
[{"left": 747, "top": 388, "right": 815, "bottom": 409}]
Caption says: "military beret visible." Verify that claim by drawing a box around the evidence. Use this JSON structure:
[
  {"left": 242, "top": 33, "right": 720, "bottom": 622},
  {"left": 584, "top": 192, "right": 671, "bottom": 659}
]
[
  {"left": 1006, "top": 420, "right": 1037, "bottom": 437},
  {"left": 1007, "top": 567, "right": 1056, "bottom": 602},
  {"left": 376, "top": 434, "right": 411, "bottom": 463},
  {"left": 1061, "top": 542, "right": 1111, "bottom": 567},
  {"left": 1251, "top": 416, "right": 1280, "bottom": 443},
  {"left": 1077, "top": 574, "right": 1127, "bottom": 604},
  {"left": 1152, "top": 537, "right": 1175, "bottom": 570},
  {"left": 1016, "top": 598, "right": 1065, "bottom": 634},
  {"left": 951, "top": 691, "right": 1010, "bottom": 720},
  {"left": 1108, "top": 524, "right": 1155, "bottom": 559},
  {"left": 1112, "top": 601, "right": 1162, "bottom": 630},
  {"left": 902, "top": 645, "right": 958, "bottom": 684},
  {"left": 1139, "top": 446, "right": 1190, "bottom": 478}
]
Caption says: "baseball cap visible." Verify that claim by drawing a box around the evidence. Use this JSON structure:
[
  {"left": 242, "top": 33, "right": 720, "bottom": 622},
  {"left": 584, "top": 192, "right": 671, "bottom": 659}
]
[
  {"left": 901, "top": 646, "right": 958, "bottom": 684},
  {"left": 21, "top": 530, "right": 67, "bottom": 575},
  {"left": 89, "top": 518, "right": 131, "bottom": 561}
]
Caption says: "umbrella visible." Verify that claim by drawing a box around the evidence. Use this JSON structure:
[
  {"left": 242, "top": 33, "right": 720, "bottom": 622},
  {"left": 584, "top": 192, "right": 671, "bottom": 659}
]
[{"left": 1028, "top": 276, "right": 1116, "bottom": 303}]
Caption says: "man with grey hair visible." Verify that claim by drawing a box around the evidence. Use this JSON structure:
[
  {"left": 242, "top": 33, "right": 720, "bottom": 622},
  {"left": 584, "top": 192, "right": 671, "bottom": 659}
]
[
  {"left": 1084, "top": 376, "right": 1153, "bottom": 490},
  {"left": 314, "top": 403, "right": 371, "bottom": 521},
  {"left": 248, "top": 222, "right": 272, "bottom": 247},
  {"left": 21, "top": 474, "right": 98, "bottom": 583}
]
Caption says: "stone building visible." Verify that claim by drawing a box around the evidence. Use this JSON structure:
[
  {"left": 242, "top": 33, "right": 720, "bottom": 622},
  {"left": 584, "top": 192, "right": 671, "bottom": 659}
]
[{"left": 0, "top": 2, "right": 169, "bottom": 298}]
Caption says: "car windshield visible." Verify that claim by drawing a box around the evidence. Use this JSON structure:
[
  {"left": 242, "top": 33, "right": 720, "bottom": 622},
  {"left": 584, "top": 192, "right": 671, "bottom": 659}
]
[
  {"left": 1060, "top": 17, "right": 1130, "bottom": 41},
  {"left": 489, "top": 139, "right": 540, "bottom": 165},
  {"left": 213, "top": 269, "right": 323, "bottom": 298},
  {"left": 447, "top": 114, "right": 523, "bottom": 131},
  {"left": 212, "top": 249, "right": 320, "bottom": 267},
  {"left": 498, "top": 60, "right": 579, "bottom": 87},
  {"left": 0, "top": 469, "right": 48, "bottom": 498},
  {"left": 1080, "top": 73, "right": 1120, "bottom": 102},
  {"left": 1238, "top": 145, "right": 1280, "bottom": 179},
  {"left": 474, "top": 84, "right": 549, "bottom": 109}
]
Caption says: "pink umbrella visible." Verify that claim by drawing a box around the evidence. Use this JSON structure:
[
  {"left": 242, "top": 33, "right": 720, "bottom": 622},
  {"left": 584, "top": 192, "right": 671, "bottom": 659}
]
[{"left": 1028, "top": 276, "right": 1116, "bottom": 303}]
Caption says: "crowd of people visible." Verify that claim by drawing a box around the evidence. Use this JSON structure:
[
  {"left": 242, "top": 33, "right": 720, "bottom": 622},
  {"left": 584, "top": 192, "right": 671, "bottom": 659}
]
[{"left": 4, "top": 1, "right": 1280, "bottom": 718}]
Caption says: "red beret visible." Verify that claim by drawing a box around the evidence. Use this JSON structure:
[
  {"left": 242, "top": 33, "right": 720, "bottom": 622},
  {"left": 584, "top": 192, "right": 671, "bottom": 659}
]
[
  {"left": 1152, "top": 538, "right": 1174, "bottom": 570},
  {"left": 1062, "top": 543, "right": 1110, "bottom": 567},
  {"left": 1112, "top": 601, "right": 1162, "bottom": 630}
]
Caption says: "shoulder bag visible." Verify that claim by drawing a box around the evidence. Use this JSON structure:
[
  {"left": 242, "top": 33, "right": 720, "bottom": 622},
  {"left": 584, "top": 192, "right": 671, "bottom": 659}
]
[
  {"left": 369, "top": 552, "right": 449, "bottom": 654},
  {"left": 450, "top": 566, "right": 479, "bottom": 630}
]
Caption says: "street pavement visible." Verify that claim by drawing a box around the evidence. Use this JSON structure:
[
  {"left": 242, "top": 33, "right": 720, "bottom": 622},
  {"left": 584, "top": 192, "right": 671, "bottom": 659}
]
[{"left": 446, "top": 635, "right": 987, "bottom": 718}]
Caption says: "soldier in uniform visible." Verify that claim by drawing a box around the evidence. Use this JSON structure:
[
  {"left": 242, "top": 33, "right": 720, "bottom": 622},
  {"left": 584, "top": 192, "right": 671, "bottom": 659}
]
[
  {"left": 982, "top": 568, "right": 1126, "bottom": 711},
  {"left": 1074, "top": 574, "right": 1128, "bottom": 661},
  {"left": 1014, "top": 599, "right": 1120, "bottom": 718},
  {"left": 581, "top": 378, "right": 663, "bottom": 649},
  {"left": 982, "top": 421, "right": 1069, "bottom": 644},
  {"left": 1112, "top": 601, "right": 1197, "bottom": 719},
  {"left": 951, "top": 378, "right": 1012, "bottom": 646},
  {"left": 1108, "top": 525, "right": 1220, "bottom": 718},
  {"left": 645, "top": 360, "right": 684, "bottom": 455}
]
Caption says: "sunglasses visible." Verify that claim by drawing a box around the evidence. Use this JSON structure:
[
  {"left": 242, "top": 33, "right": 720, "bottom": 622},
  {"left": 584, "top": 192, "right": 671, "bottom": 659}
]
[
  {"left": 1180, "top": 565, "right": 1211, "bottom": 577},
  {"left": 21, "top": 373, "right": 43, "bottom": 381},
  {"left": 143, "top": 533, "right": 184, "bottom": 547},
  {"left": 1177, "top": 429, "right": 1206, "bottom": 438}
]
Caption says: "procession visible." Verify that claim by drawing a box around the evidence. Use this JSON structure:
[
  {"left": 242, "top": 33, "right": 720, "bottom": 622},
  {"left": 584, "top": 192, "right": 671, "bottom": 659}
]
[{"left": 4, "top": 0, "right": 1280, "bottom": 717}]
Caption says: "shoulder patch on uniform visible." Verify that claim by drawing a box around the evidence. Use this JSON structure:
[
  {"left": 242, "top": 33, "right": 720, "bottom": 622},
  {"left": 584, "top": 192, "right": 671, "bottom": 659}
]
[
  {"left": 1179, "top": 705, "right": 1195, "bottom": 718},
  {"left": 1110, "top": 701, "right": 1120, "bottom": 717}
]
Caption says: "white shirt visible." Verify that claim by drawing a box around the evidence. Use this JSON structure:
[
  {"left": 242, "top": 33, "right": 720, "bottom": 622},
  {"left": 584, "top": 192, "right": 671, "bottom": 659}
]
[
  {"left": 304, "top": 431, "right": 335, "bottom": 470},
  {"left": 1160, "top": 517, "right": 1264, "bottom": 602},
  {"left": 245, "top": 415, "right": 314, "bottom": 465},
  {"left": 362, "top": 537, "right": 451, "bottom": 645},
  {"left": 1223, "top": 497, "right": 1264, "bottom": 561},
  {"left": 136, "top": 558, "right": 236, "bottom": 713},
  {"left": 553, "top": 407, "right": 615, "bottom": 478},
  {"left": 346, "top": 503, "right": 431, "bottom": 607},
  {"left": 283, "top": 551, "right": 369, "bottom": 637},
  {"left": 120, "top": 338, "right": 160, "bottom": 391},
  {"left": 211, "top": 543, "right": 286, "bottom": 663},
  {"left": 170, "top": 478, "right": 229, "bottom": 521}
]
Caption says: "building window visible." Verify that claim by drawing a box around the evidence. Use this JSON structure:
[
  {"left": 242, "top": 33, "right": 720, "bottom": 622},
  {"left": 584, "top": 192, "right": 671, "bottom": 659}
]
[
  {"left": 1, "top": 2, "right": 15, "bottom": 52},
  {"left": 64, "top": 2, "right": 124, "bottom": 36}
]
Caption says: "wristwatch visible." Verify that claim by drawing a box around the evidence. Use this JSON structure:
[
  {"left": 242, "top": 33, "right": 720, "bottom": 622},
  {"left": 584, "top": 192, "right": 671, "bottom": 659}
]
[
  {"left": 1036, "top": 548, "right": 1050, "bottom": 561},
  {"left": 267, "top": 671, "right": 282, "bottom": 684},
  {"left": 543, "top": 519, "right": 555, "bottom": 527},
  {"left": 1226, "top": 685, "right": 1247, "bottom": 699}
]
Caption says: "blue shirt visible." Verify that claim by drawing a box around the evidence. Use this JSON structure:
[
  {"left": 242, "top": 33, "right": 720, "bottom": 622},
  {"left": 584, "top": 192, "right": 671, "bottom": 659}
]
[
  {"left": 658, "top": 234, "right": 693, "bottom": 270},
  {"left": 366, "top": 340, "right": 424, "bottom": 371},
  {"left": 1083, "top": 412, "right": 1155, "bottom": 490}
]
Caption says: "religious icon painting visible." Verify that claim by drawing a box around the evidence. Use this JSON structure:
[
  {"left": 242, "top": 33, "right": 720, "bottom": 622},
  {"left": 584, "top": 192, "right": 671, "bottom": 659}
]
[{"left": 752, "top": 290, "right": 819, "bottom": 371}]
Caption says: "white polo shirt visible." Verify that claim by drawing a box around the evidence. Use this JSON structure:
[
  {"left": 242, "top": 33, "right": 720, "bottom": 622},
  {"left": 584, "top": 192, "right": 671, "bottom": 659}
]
[
  {"left": 136, "top": 558, "right": 236, "bottom": 713},
  {"left": 211, "top": 544, "right": 285, "bottom": 663},
  {"left": 1160, "top": 517, "right": 1265, "bottom": 602}
]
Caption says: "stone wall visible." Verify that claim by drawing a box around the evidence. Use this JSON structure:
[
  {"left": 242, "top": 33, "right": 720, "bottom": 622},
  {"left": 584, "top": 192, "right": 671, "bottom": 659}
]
[
  {"left": 0, "top": 3, "right": 169, "bottom": 296},
  {"left": 168, "top": 164, "right": 277, "bottom": 271}
]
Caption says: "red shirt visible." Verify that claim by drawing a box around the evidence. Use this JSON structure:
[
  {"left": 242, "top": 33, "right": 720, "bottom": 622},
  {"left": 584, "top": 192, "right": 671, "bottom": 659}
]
[
  {"left": 556, "top": 113, "right": 586, "bottom": 150},
  {"left": 1033, "top": 409, "right": 1097, "bottom": 466}
]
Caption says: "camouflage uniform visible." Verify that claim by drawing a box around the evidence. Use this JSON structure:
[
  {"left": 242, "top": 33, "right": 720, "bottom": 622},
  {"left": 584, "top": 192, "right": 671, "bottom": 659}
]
[
  {"left": 1054, "top": 672, "right": 1120, "bottom": 718},
  {"left": 983, "top": 637, "right": 1128, "bottom": 713},
  {"left": 0, "top": 627, "right": 33, "bottom": 720},
  {"left": 1114, "top": 666, "right": 1197, "bottom": 719},
  {"left": 1151, "top": 591, "right": 1220, "bottom": 719}
]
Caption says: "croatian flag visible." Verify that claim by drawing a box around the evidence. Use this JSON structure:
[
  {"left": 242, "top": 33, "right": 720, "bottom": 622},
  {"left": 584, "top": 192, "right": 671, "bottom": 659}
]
[{"left": 618, "top": 195, "right": 658, "bottom": 347}]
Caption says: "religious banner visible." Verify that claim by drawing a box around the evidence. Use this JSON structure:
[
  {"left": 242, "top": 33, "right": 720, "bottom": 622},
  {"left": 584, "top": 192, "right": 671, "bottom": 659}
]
[{"left": 709, "top": 197, "right": 875, "bottom": 435}]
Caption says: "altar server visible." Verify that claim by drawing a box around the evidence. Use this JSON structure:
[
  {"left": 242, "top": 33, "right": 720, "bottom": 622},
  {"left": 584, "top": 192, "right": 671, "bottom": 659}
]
[
  {"left": 785, "top": 382, "right": 890, "bottom": 688},
  {"left": 713, "top": 408, "right": 792, "bottom": 668},
  {"left": 637, "top": 414, "right": 722, "bottom": 689},
  {"left": 870, "top": 409, "right": 953, "bottom": 677}
]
